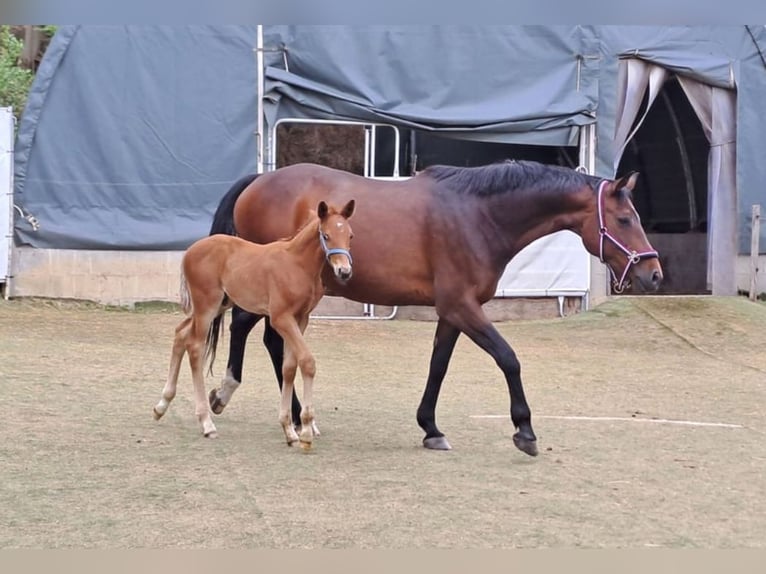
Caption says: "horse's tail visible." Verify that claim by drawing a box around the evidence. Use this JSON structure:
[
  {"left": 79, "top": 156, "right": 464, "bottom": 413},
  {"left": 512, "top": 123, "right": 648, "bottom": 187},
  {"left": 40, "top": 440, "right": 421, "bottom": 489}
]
[
  {"left": 209, "top": 173, "right": 259, "bottom": 236},
  {"left": 178, "top": 267, "right": 192, "bottom": 315},
  {"left": 204, "top": 174, "right": 258, "bottom": 375},
  {"left": 205, "top": 305, "right": 226, "bottom": 377}
]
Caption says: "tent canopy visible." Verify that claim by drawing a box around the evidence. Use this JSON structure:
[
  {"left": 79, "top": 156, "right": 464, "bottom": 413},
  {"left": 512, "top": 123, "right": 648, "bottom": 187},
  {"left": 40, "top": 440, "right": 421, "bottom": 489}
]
[{"left": 13, "top": 25, "right": 766, "bottom": 253}]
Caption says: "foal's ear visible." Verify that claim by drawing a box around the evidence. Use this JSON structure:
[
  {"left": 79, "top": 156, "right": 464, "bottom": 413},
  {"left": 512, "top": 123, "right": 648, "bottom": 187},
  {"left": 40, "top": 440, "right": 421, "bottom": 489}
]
[
  {"left": 613, "top": 171, "right": 639, "bottom": 193},
  {"left": 341, "top": 199, "right": 355, "bottom": 219},
  {"left": 317, "top": 201, "right": 329, "bottom": 220}
]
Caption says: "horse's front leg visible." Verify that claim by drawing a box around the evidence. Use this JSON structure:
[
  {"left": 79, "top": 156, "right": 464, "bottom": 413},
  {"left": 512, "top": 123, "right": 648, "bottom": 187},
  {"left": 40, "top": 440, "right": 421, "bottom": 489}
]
[
  {"left": 263, "top": 317, "right": 311, "bottom": 433},
  {"left": 440, "top": 300, "right": 538, "bottom": 457},
  {"left": 278, "top": 345, "right": 300, "bottom": 447},
  {"left": 209, "top": 306, "right": 260, "bottom": 414},
  {"left": 273, "top": 316, "right": 316, "bottom": 451},
  {"left": 416, "top": 318, "right": 461, "bottom": 450}
]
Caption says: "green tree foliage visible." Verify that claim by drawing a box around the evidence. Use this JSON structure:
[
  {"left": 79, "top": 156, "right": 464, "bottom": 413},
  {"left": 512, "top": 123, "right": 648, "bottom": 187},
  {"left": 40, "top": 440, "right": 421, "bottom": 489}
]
[{"left": 0, "top": 25, "right": 35, "bottom": 120}]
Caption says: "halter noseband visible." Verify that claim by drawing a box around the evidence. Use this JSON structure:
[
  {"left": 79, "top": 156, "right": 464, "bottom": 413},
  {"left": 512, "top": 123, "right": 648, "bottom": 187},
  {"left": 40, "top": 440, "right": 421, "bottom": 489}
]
[
  {"left": 319, "top": 229, "right": 353, "bottom": 265},
  {"left": 596, "top": 180, "right": 658, "bottom": 293}
]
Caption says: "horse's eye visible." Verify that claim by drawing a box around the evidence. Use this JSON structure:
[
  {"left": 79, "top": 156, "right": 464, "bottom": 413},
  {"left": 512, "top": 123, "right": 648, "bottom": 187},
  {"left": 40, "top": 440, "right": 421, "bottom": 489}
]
[{"left": 617, "top": 216, "right": 631, "bottom": 227}]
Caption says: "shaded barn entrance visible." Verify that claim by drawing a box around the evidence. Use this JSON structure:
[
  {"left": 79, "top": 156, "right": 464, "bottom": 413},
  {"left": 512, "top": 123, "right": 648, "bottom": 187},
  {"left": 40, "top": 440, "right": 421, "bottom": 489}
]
[{"left": 617, "top": 76, "right": 711, "bottom": 295}]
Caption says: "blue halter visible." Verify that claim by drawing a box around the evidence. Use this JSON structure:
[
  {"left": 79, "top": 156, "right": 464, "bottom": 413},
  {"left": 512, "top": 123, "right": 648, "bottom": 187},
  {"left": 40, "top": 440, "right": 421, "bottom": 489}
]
[{"left": 319, "top": 230, "right": 353, "bottom": 265}]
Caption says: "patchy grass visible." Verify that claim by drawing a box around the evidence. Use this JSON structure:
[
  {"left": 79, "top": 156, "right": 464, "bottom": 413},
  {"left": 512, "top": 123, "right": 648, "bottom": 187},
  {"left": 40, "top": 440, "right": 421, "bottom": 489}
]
[{"left": 1, "top": 296, "right": 765, "bottom": 548}]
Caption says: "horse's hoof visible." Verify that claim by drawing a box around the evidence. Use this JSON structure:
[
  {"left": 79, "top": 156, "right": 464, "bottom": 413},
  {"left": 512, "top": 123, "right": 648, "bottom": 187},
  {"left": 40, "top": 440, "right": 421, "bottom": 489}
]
[
  {"left": 423, "top": 436, "right": 452, "bottom": 450},
  {"left": 209, "top": 389, "right": 225, "bottom": 415},
  {"left": 299, "top": 441, "right": 313, "bottom": 452},
  {"left": 513, "top": 433, "right": 538, "bottom": 457},
  {"left": 204, "top": 430, "right": 219, "bottom": 439},
  {"left": 152, "top": 407, "right": 163, "bottom": 421}
]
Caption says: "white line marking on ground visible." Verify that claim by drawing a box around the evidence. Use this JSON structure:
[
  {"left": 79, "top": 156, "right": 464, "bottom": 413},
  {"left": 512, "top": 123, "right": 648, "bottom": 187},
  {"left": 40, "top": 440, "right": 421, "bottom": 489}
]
[{"left": 470, "top": 414, "right": 744, "bottom": 429}]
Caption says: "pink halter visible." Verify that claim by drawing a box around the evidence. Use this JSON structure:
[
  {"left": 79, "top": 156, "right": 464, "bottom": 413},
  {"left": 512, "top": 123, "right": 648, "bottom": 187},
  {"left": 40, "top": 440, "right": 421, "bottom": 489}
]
[{"left": 597, "top": 180, "right": 658, "bottom": 293}]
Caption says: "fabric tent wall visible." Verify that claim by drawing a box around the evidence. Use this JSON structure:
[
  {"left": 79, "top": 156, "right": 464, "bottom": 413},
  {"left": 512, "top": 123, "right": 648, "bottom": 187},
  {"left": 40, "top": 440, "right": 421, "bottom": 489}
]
[
  {"left": 14, "top": 25, "right": 260, "bottom": 250},
  {"left": 262, "top": 25, "right": 766, "bottom": 260},
  {"left": 12, "top": 25, "right": 766, "bottom": 258}
]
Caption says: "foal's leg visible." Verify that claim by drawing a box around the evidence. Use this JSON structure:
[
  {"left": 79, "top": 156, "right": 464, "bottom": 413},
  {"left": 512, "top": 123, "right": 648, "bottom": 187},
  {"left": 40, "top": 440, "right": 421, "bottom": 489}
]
[
  {"left": 153, "top": 316, "right": 192, "bottom": 420},
  {"left": 439, "top": 300, "right": 538, "bottom": 457},
  {"left": 209, "top": 306, "right": 260, "bottom": 414},
  {"left": 273, "top": 316, "right": 316, "bottom": 451},
  {"left": 188, "top": 314, "right": 218, "bottom": 438},
  {"left": 416, "top": 318, "right": 461, "bottom": 450},
  {"left": 278, "top": 343, "right": 300, "bottom": 446},
  {"left": 263, "top": 317, "right": 307, "bottom": 430}
]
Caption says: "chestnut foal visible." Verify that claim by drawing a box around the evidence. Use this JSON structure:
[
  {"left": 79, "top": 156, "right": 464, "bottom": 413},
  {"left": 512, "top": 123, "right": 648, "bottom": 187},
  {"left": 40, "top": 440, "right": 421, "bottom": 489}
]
[{"left": 153, "top": 199, "right": 355, "bottom": 450}]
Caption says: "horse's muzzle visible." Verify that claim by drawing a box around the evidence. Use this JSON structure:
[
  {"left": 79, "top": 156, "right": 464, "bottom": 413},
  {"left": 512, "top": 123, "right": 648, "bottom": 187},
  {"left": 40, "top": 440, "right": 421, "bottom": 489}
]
[
  {"left": 634, "top": 266, "right": 663, "bottom": 292},
  {"left": 335, "top": 266, "right": 353, "bottom": 282}
]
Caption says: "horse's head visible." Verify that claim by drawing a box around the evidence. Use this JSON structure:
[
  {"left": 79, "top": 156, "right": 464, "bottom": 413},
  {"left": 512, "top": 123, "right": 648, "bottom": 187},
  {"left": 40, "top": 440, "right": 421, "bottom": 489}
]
[
  {"left": 317, "top": 199, "right": 355, "bottom": 282},
  {"left": 582, "top": 173, "right": 663, "bottom": 293}
]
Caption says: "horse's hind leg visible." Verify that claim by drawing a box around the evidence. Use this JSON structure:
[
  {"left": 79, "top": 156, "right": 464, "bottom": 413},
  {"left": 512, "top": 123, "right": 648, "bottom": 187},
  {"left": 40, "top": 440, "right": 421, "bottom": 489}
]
[
  {"left": 154, "top": 316, "right": 192, "bottom": 420},
  {"left": 209, "top": 306, "right": 261, "bottom": 414},
  {"left": 188, "top": 315, "right": 218, "bottom": 438}
]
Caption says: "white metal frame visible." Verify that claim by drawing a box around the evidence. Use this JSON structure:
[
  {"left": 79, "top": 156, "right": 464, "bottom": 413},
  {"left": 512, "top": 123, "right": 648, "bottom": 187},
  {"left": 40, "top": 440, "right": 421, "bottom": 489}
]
[{"left": 1, "top": 107, "right": 14, "bottom": 300}]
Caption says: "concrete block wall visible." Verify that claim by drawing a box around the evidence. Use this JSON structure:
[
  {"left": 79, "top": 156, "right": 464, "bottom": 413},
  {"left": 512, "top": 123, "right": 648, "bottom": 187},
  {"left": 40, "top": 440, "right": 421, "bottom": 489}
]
[{"left": 11, "top": 247, "right": 185, "bottom": 306}]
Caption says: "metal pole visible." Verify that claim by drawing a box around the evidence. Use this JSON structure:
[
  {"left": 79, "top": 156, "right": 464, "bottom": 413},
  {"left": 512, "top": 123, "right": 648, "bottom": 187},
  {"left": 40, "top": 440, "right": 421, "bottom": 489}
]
[
  {"left": 749, "top": 204, "right": 761, "bottom": 301},
  {"left": 255, "top": 25, "right": 265, "bottom": 174}
]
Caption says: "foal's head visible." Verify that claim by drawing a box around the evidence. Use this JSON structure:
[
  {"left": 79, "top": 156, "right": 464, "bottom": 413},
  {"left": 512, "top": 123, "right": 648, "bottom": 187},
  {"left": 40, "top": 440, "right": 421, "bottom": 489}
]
[
  {"left": 317, "top": 199, "right": 355, "bottom": 282},
  {"left": 581, "top": 173, "right": 663, "bottom": 293}
]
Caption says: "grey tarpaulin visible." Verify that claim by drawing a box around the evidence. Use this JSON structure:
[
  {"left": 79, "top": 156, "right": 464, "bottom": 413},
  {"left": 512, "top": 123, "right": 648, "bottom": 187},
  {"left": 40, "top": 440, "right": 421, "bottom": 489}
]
[
  {"left": 13, "top": 25, "right": 766, "bottom": 253},
  {"left": 14, "top": 25, "right": 260, "bottom": 250}
]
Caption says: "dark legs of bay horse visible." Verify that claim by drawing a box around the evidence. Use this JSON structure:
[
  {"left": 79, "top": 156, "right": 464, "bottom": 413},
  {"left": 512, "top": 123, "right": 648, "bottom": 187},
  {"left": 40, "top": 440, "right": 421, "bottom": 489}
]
[
  {"left": 209, "top": 306, "right": 303, "bottom": 424},
  {"left": 417, "top": 319, "right": 461, "bottom": 450},
  {"left": 419, "top": 305, "right": 538, "bottom": 456}
]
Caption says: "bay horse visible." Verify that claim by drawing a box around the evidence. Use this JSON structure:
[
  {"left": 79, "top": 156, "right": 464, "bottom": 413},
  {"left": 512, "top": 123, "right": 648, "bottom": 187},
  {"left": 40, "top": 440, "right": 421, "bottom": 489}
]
[
  {"left": 208, "top": 161, "right": 663, "bottom": 457},
  {"left": 153, "top": 199, "right": 355, "bottom": 449}
]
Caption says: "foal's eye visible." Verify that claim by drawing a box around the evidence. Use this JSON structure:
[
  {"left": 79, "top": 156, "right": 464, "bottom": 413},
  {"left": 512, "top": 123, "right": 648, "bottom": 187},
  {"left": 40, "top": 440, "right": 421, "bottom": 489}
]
[{"left": 322, "top": 233, "right": 329, "bottom": 240}]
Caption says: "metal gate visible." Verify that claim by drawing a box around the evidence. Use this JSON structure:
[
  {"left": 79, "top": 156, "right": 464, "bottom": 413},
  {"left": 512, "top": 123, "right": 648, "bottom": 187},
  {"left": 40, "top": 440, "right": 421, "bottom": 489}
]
[{"left": 270, "top": 118, "right": 403, "bottom": 320}]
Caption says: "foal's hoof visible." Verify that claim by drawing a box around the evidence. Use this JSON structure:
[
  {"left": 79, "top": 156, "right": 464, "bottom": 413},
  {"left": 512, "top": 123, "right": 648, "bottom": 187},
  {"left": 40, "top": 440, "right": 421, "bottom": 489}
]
[
  {"left": 512, "top": 433, "right": 538, "bottom": 457},
  {"left": 204, "top": 430, "right": 219, "bottom": 439},
  {"left": 152, "top": 407, "right": 163, "bottom": 421},
  {"left": 423, "top": 436, "right": 452, "bottom": 450},
  {"left": 209, "top": 389, "right": 225, "bottom": 415},
  {"left": 299, "top": 440, "right": 313, "bottom": 452}
]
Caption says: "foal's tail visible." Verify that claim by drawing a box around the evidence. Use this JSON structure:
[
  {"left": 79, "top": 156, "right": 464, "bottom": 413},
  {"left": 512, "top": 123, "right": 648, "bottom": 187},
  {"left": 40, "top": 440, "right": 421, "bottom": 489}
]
[
  {"left": 201, "top": 174, "right": 258, "bottom": 375},
  {"left": 179, "top": 266, "right": 226, "bottom": 376}
]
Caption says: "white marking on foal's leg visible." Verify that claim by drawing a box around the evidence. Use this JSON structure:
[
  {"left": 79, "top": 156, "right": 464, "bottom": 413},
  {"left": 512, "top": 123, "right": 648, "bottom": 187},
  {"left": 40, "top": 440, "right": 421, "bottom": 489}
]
[
  {"left": 299, "top": 406, "right": 316, "bottom": 450},
  {"left": 153, "top": 398, "right": 170, "bottom": 419}
]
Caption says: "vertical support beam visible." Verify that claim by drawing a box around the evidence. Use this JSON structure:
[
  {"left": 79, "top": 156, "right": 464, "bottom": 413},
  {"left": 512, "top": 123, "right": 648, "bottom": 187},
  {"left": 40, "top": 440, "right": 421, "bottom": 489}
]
[
  {"left": 255, "top": 25, "right": 265, "bottom": 174},
  {"left": 750, "top": 204, "right": 761, "bottom": 301}
]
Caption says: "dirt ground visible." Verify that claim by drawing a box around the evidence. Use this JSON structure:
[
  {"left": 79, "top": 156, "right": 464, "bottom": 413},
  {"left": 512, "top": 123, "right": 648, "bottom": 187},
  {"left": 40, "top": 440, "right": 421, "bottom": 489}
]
[{"left": 1, "top": 296, "right": 764, "bottom": 548}]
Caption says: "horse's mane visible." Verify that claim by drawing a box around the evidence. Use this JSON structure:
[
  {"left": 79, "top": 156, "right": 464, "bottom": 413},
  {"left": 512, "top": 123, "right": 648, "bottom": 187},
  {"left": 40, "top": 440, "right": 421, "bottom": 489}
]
[{"left": 422, "top": 160, "right": 598, "bottom": 197}]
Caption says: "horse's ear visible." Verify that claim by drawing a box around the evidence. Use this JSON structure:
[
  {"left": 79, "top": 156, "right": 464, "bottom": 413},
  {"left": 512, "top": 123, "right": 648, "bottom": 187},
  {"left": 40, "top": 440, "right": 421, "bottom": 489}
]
[
  {"left": 341, "top": 199, "right": 355, "bottom": 219},
  {"left": 317, "top": 201, "right": 329, "bottom": 220},
  {"left": 613, "top": 171, "right": 639, "bottom": 193}
]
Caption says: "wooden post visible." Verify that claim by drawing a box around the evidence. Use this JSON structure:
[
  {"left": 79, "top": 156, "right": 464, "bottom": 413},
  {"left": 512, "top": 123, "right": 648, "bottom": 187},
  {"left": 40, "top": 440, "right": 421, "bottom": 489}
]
[
  {"left": 20, "top": 26, "right": 42, "bottom": 70},
  {"left": 750, "top": 204, "right": 761, "bottom": 301}
]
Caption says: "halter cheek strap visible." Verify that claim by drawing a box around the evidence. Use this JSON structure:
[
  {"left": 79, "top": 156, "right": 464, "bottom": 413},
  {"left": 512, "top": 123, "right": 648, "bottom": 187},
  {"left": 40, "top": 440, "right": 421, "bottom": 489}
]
[
  {"left": 319, "top": 230, "right": 353, "bottom": 265},
  {"left": 597, "top": 180, "right": 658, "bottom": 293}
]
